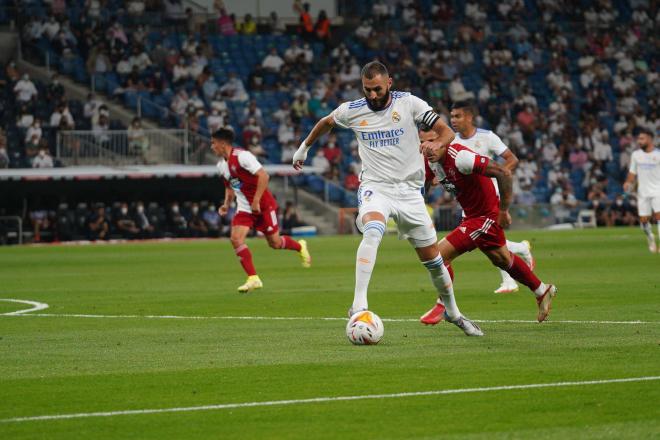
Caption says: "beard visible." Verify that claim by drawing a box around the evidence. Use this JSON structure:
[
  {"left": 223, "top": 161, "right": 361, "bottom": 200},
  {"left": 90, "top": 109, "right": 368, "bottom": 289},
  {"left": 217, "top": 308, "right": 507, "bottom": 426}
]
[{"left": 365, "top": 87, "right": 391, "bottom": 111}]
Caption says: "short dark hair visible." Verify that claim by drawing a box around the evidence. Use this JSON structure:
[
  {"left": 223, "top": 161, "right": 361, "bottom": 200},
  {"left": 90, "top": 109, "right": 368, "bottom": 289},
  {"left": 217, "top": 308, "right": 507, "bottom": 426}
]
[
  {"left": 361, "top": 61, "right": 389, "bottom": 79},
  {"left": 212, "top": 128, "right": 235, "bottom": 143},
  {"left": 451, "top": 100, "right": 477, "bottom": 116},
  {"left": 638, "top": 127, "right": 654, "bottom": 137}
]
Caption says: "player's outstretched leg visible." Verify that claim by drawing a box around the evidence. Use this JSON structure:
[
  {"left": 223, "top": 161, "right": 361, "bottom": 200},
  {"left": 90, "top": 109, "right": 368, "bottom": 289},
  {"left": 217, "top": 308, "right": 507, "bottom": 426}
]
[
  {"left": 266, "top": 234, "right": 311, "bottom": 268},
  {"left": 640, "top": 220, "right": 657, "bottom": 253},
  {"left": 503, "top": 252, "right": 556, "bottom": 322},
  {"left": 495, "top": 240, "right": 535, "bottom": 294},
  {"left": 349, "top": 220, "right": 385, "bottom": 317},
  {"left": 418, "top": 245, "right": 483, "bottom": 336}
]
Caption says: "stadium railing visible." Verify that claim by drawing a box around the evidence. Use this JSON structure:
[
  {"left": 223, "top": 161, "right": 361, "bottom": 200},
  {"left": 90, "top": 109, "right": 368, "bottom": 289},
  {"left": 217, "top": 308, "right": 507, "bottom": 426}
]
[
  {"left": 0, "top": 216, "right": 23, "bottom": 245},
  {"left": 56, "top": 129, "right": 213, "bottom": 166}
]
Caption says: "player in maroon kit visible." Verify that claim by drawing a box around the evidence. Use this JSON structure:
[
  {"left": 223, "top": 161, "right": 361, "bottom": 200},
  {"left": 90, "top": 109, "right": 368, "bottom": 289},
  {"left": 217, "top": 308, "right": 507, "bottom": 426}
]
[
  {"left": 419, "top": 127, "right": 557, "bottom": 325},
  {"left": 211, "top": 129, "right": 312, "bottom": 292}
]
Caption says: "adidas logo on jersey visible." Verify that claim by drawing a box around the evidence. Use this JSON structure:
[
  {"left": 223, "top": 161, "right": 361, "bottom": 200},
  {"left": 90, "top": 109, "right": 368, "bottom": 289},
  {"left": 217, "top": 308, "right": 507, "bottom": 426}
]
[{"left": 359, "top": 120, "right": 368, "bottom": 126}]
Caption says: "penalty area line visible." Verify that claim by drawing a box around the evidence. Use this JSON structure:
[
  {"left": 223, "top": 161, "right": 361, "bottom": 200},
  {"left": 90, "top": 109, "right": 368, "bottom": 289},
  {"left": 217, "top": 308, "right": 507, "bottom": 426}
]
[
  {"left": 2, "top": 375, "right": 659, "bottom": 423},
  {"left": 1, "top": 312, "right": 657, "bottom": 325},
  {"left": 0, "top": 299, "right": 50, "bottom": 315}
]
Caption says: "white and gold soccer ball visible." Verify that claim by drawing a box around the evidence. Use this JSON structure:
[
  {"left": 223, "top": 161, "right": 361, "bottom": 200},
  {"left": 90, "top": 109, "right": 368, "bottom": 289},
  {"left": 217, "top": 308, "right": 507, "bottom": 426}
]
[{"left": 346, "top": 310, "right": 384, "bottom": 345}]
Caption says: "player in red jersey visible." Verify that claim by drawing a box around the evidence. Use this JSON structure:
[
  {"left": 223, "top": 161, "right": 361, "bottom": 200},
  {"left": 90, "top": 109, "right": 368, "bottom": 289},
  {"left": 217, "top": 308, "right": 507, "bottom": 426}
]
[
  {"left": 419, "top": 127, "right": 557, "bottom": 325},
  {"left": 211, "top": 129, "right": 312, "bottom": 292}
]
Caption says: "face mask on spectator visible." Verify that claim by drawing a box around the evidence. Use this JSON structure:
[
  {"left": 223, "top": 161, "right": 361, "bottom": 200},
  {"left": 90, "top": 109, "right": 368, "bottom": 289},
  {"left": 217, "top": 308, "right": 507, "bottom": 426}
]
[
  {"left": 172, "top": 205, "right": 179, "bottom": 213},
  {"left": 137, "top": 205, "right": 144, "bottom": 213},
  {"left": 192, "top": 206, "right": 199, "bottom": 214},
  {"left": 121, "top": 207, "right": 128, "bottom": 215}
]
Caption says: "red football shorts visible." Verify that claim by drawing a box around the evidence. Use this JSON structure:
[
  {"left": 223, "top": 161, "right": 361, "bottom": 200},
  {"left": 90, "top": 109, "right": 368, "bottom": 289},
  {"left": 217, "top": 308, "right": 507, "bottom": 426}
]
[
  {"left": 445, "top": 216, "right": 506, "bottom": 253},
  {"left": 232, "top": 206, "right": 279, "bottom": 235}
]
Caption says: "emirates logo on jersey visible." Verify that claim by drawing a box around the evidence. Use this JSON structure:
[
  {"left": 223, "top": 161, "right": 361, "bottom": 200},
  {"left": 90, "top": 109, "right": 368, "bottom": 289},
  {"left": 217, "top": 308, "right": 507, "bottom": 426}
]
[{"left": 391, "top": 111, "right": 401, "bottom": 123}]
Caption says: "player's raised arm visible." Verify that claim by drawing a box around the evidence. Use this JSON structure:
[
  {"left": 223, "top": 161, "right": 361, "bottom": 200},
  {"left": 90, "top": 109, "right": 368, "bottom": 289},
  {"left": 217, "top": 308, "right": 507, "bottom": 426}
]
[{"left": 293, "top": 113, "right": 336, "bottom": 170}]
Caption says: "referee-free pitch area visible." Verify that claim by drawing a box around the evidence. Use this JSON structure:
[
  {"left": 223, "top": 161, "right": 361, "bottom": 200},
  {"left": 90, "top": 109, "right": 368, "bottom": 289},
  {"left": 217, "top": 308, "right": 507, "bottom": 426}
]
[{"left": 1, "top": 228, "right": 658, "bottom": 439}]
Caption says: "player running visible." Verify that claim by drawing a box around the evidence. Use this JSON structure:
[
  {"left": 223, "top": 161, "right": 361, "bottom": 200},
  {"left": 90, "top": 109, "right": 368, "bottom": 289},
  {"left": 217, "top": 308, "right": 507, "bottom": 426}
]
[
  {"left": 293, "top": 61, "right": 483, "bottom": 336},
  {"left": 419, "top": 126, "right": 557, "bottom": 324},
  {"left": 211, "top": 128, "right": 311, "bottom": 292},
  {"left": 450, "top": 100, "right": 535, "bottom": 293},
  {"left": 623, "top": 127, "right": 660, "bottom": 253}
]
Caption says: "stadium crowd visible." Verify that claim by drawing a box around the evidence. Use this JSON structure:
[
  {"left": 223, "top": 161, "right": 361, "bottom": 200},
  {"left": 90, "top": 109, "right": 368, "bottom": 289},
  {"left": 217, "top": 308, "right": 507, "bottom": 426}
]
[
  {"left": 5, "top": 198, "right": 306, "bottom": 244},
  {"left": 0, "top": 0, "right": 657, "bottom": 241}
]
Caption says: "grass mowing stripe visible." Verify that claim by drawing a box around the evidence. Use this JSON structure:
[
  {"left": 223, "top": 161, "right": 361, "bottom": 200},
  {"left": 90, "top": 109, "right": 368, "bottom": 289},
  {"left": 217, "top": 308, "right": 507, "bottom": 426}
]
[
  {"left": 1, "top": 312, "right": 657, "bottom": 325},
  {"left": 2, "top": 376, "right": 659, "bottom": 424}
]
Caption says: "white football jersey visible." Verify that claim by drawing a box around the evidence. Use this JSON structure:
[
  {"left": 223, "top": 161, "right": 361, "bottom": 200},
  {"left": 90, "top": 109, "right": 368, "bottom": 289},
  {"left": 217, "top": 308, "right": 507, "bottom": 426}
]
[
  {"left": 333, "top": 92, "right": 435, "bottom": 188},
  {"left": 629, "top": 148, "right": 660, "bottom": 198},
  {"left": 455, "top": 128, "right": 508, "bottom": 159},
  {"left": 455, "top": 128, "right": 508, "bottom": 196}
]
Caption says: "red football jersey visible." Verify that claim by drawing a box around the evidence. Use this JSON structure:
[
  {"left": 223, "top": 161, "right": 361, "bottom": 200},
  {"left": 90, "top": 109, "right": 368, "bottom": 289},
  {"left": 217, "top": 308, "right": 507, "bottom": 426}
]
[
  {"left": 440, "top": 144, "right": 499, "bottom": 219},
  {"left": 217, "top": 147, "right": 277, "bottom": 213}
]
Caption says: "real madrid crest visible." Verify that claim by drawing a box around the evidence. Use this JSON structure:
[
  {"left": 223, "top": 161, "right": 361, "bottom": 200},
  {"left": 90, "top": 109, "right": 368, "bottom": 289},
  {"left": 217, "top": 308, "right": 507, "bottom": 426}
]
[{"left": 391, "top": 111, "right": 401, "bottom": 123}]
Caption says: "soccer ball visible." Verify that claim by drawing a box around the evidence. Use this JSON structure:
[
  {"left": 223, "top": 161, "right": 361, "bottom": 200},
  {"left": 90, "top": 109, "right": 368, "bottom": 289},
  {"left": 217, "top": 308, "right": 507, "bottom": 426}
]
[{"left": 346, "top": 310, "right": 384, "bottom": 345}]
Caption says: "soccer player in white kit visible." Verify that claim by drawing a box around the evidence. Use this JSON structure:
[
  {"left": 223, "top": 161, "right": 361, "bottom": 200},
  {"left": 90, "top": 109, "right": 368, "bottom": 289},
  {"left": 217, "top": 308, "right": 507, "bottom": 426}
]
[
  {"left": 450, "top": 100, "right": 535, "bottom": 293},
  {"left": 293, "top": 61, "right": 483, "bottom": 336},
  {"left": 624, "top": 128, "right": 660, "bottom": 253}
]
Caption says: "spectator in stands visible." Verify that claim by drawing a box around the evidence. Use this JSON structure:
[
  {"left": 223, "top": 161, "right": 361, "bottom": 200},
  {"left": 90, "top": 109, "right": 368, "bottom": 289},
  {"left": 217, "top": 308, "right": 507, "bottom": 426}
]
[
  {"left": 239, "top": 14, "right": 257, "bottom": 35},
  {"left": 294, "top": 1, "right": 314, "bottom": 41},
  {"left": 25, "top": 118, "right": 43, "bottom": 144},
  {"left": 242, "top": 116, "right": 262, "bottom": 144},
  {"left": 88, "top": 206, "right": 110, "bottom": 241},
  {"left": 202, "top": 204, "right": 221, "bottom": 236},
  {"left": 610, "top": 194, "right": 637, "bottom": 226},
  {"left": 32, "top": 147, "right": 54, "bottom": 169},
  {"left": 115, "top": 203, "right": 140, "bottom": 238},
  {"left": 219, "top": 72, "right": 248, "bottom": 102},
  {"left": 272, "top": 101, "right": 291, "bottom": 124},
  {"left": 187, "top": 203, "right": 208, "bottom": 237},
  {"left": 282, "top": 201, "right": 303, "bottom": 235},
  {"left": 50, "top": 104, "right": 75, "bottom": 130},
  {"left": 14, "top": 73, "right": 37, "bottom": 104},
  {"left": 135, "top": 202, "right": 156, "bottom": 238},
  {"left": 246, "top": 135, "right": 268, "bottom": 160},
  {"left": 587, "top": 184, "right": 613, "bottom": 227},
  {"left": 30, "top": 209, "right": 52, "bottom": 243},
  {"left": 217, "top": 8, "right": 236, "bottom": 36},
  {"left": 281, "top": 139, "right": 297, "bottom": 164},
  {"left": 321, "top": 134, "right": 341, "bottom": 167},
  {"left": 128, "top": 117, "right": 149, "bottom": 163},
  {"left": 0, "top": 147, "right": 9, "bottom": 169},
  {"left": 266, "top": 11, "right": 286, "bottom": 35},
  {"left": 277, "top": 117, "right": 295, "bottom": 145},
  {"left": 344, "top": 169, "right": 360, "bottom": 191},
  {"left": 84, "top": 93, "right": 103, "bottom": 121},
  {"left": 164, "top": 0, "right": 186, "bottom": 26},
  {"left": 25, "top": 135, "right": 40, "bottom": 162},
  {"left": 168, "top": 202, "right": 187, "bottom": 236},
  {"left": 291, "top": 94, "right": 309, "bottom": 122},
  {"left": 315, "top": 10, "right": 331, "bottom": 47},
  {"left": 207, "top": 108, "right": 225, "bottom": 133},
  {"left": 550, "top": 187, "right": 578, "bottom": 224},
  {"left": 93, "top": 114, "right": 111, "bottom": 147},
  {"left": 87, "top": 46, "right": 111, "bottom": 75},
  {"left": 261, "top": 48, "right": 285, "bottom": 73},
  {"left": 311, "top": 149, "right": 330, "bottom": 177},
  {"left": 171, "top": 89, "right": 189, "bottom": 115},
  {"left": 47, "top": 74, "right": 65, "bottom": 103}
]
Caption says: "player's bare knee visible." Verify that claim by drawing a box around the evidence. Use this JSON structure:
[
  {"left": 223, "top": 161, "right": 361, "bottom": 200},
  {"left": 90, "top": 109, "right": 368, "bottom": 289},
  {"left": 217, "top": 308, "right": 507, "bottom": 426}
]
[
  {"left": 230, "top": 235, "right": 244, "bottom": 248},
  {"left": 267, "top": 236, "right": 281, "bottom": 249}
]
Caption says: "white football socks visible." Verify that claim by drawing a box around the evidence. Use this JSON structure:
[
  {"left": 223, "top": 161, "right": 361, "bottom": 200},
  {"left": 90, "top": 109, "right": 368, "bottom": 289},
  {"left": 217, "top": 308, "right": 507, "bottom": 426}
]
[
  {"left": 422, "top": 253, "right": 461, "bottom": 320},
  {"left": 352, "top": 221, "right": 385, "bottom": 312},
  {"left": 641, "top": 222, "right": 654, "bottom": 240}
]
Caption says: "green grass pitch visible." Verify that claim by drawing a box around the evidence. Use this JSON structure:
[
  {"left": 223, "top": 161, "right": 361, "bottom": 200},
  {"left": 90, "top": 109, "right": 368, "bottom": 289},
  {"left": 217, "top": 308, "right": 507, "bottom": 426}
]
[{"left": 0, "top": 227, "right": 659, "bottom": 439}]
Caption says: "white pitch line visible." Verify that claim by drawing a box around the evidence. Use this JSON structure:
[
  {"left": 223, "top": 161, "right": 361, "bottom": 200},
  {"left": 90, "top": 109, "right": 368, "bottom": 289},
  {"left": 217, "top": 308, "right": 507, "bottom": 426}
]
[
  {"left": 1, "top": 312, "right": 656, "bottom": 325},
  {"left": 0, "top": 299, "right": 50, "bottom": 315},
  {"left": 2, "top": 375, "right": 659, "bottom": 424}
]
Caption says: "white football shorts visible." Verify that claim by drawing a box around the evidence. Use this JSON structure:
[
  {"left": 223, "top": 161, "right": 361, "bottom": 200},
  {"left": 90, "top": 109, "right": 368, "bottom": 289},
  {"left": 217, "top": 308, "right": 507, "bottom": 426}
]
[
  {"left": 355, "top": 182, "right": 437, "bottom": 248},
  {"left": 637, "top": 195, "right": 660, "bottom": 217}
]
